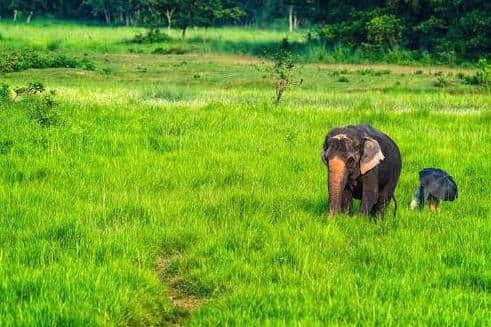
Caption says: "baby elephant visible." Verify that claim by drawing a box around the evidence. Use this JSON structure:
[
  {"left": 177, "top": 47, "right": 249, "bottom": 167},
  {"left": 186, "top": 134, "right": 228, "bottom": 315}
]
[
  {"left": 322, "top": 124, "right": 402, "bottom": 218},
  {"left": 410, "top": 168, "right": 458, "bottom": 212}
]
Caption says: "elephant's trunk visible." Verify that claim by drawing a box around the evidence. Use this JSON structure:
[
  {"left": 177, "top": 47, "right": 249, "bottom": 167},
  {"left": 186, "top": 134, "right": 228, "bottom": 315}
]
[{"left": 328, "top": 157, "right": 348, "bottom": 218}]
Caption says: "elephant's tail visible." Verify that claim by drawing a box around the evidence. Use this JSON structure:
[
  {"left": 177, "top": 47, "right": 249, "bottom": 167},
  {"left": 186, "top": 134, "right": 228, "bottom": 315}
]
[{"left": 392, "top": 195, "right": 398, "bottom": 218}]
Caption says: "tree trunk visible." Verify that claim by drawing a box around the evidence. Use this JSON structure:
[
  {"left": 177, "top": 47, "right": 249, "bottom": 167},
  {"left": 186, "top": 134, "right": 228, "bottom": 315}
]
[
  {"left": 288, "top": 5, "right": 293, "bottom": 32},
  {"left": 103, "top": 8, "right": 111, "bottom": 25},
  {"left": 125, "top": 10, "right": 130, "bottom": 26},
  {"left": 293, "top": 12, "right": 298, "bottom": 29},
  {"left": 26, "top": 11, "right": 33, "bottom": 23},
  {"left": 182, "top": 26, "right": 187, "bottom": 39},
  {"left": 13, "top": 10, "right": 17, "bottom": 21},
  {"left": 165, "top": 9, "right": 174, "bottom": 32}
]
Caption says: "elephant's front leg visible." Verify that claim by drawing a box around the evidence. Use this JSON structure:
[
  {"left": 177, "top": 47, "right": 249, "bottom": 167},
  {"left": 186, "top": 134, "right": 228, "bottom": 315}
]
[
  {"left": 341, "top": 187, "right": 353, "bottom": 215},
  {"left": 359, "top": 171, "right": 378, "bottom": 216}
]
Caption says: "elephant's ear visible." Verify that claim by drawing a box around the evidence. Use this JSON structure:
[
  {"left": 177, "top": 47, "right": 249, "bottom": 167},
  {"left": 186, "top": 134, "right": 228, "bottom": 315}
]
[{"left": 360, "top": 137, "right": 384, "bottom": 175}]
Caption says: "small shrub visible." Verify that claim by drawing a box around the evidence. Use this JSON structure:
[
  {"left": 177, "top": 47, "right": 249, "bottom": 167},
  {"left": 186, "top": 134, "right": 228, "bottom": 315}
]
[
  {"left": 337, "top": 76, "right": 349, "bottom": 82},
  {"left": 264, "top": 38, "right": 300, "bottom": 104},
  {"left": 152, "top": 47, "right": 165, "bottom": 54},
  {"left": 414, "top": 70, "right": 423, "bottom": 75},
  {"left": 457, "top": 59, "right": 491, "bottom": 86},
  {"left": 433, "top": 76, "right": 450, "bottom": 88},
  {"left": 130, "top": 28, "right": 172, "bottom": 44},
  {"left": 81, "top": 58, "right": 96, "bottom": 71},
  {"left": 102, "top": 67, "right": 113, "bottom": 74},
  {"left": 0, "top": 83, "right": 11, "bottom": 102},
  {"left": 24, "top": 90, "right": 60, "bottom": 127},
  {"left": 328, "top": 69, "right": 341, "bottom": 77},
  {"left": 0, "top": 49, "right": 95, "bottom": 73},
  {"left": 14, "top": 82, "right": 45, "bottom": 99},
  {"left": 356, "top": 68, "right": 391, "bottom": 76},
  {"left": 475, "top": 58, "right": 491, "bottom": 86},
  {"left": 46, "top": 40, "right": 62, "bottom": 51},
  {"left": 152, "top": 47, "right": 190, "bottom": 55}
]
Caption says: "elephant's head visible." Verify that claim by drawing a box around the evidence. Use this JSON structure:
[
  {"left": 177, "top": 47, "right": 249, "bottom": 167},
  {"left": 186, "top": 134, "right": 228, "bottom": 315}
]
[{"left": 322, "top": 126, "right": 385, "bottom": 217}]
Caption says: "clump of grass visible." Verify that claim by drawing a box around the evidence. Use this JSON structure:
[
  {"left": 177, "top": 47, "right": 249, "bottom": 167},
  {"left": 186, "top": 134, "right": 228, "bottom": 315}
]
[
  {"left": 328, "top": 68, "right": 351, "bottom": 77},
  {"left": 357, "top": 68, "right": 391, "bottom": 76},
  {"left": 433, "top": 76, "right": 450, "bottom": 87},
  {"left": 414, "top": 70, "right": 423, "bottom": 75},
  {"left": 102, "top": 67, "right": 113, "bottom": 74},
  {"left": 46, "top": 39, "right": 62, "bottom": 51},
  {"left": 337, "top": 76, "right": 349, "bottom": 82},
  {"left": 152, "top": 47, "right": 191, "bottom": 55}
]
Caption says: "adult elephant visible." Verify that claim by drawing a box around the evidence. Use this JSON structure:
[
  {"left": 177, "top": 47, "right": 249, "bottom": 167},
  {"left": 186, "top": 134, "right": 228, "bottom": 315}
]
[{"left": 321, "top": 124, "right": 402, "bottom": 218}]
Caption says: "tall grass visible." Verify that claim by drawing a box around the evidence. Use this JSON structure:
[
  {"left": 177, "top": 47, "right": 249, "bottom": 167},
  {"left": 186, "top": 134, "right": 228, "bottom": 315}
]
[{"left": 0, "top": 22, "right": 489, "bottom": 325}]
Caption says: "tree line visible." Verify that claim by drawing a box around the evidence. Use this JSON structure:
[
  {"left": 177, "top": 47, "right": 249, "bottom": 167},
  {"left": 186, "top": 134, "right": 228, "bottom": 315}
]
[{"left": 0, "top": 1, "right": 489, "bottom": 60}]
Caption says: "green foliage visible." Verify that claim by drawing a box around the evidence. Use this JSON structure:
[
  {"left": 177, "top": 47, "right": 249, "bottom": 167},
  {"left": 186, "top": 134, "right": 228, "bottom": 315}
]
[
  {"left": 46, "top": 39, "right": 62, "bottom": 51},
  {"left": 0, "top": 49, "right": 95, "bottom": 73},
  {"left": 131, "top": 28, "right": 172, "bottom": 44},
  {"left": 337, "top": 76, "right": 349, "bottom": 82},
  {"left": 0, "top": 83, "right": 11, "bottom": 102},
  {"left": 152, "top": 46, "right": 191, "bottom": 55},
  {"left": 457, "top": 59, "right": 491, "bottom": 86},
  {"left": 265, "top": 38, "right": 299, "bottom": 104},
  {"left": 433, "top": 76, "right": 450, "bottom": 88},
  {"left": 14, "top": 81, "right": 45, "bottom": 98},
  {"left": 25, "top": 90, "right": 60, "bottom": 127},
  {"left": 365, "top": 14, "right": 403, "bottom": 51}
]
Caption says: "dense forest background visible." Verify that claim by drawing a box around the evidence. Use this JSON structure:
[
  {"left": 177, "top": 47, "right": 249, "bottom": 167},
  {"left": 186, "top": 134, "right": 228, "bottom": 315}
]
[{"left": 0, "top": 0, "right": 490, "bottom": 61}]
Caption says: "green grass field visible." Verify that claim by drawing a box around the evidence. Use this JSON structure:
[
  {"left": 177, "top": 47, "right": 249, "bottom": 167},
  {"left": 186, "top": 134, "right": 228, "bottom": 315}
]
[{"left": 0, "top": 22, "right": 490, "bottom": 326}]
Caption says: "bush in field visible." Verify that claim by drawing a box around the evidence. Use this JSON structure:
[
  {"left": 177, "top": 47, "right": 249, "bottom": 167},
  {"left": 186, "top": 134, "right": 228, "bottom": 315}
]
[
  {"left": 262, "top": 38, "right": 301, "bottom": 105},
  {"left": 22, "top": 90, "right": 60, "bottom": 127},
  {"left": 13, "top": 82, "right": 45, "bottom": 99},
  {"left": 152, "top": 47, "right": 191, "bottom": 55},
  {"left": 0, "top": 83, "right": 11, "bottom": 102},
  {"left": 433, "top": 76, "right": 450, "bottom": 88},
  {"left": 130, "top": 28, "right": 172, "bottom": 44},
  {"left": 0, "top": 49, "right": 95, "bottom": 73},
  {"left": 46, "top": 39, "right": 62, "bottom": 51},
  {"left": 457, "top": 59, "right": 491, "bottom": 86}
]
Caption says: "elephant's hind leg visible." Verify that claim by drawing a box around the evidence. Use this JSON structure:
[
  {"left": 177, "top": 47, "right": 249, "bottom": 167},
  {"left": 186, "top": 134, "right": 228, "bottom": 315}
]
[{"left": 374, "top": 182, "right": 398, "bottom": 218}]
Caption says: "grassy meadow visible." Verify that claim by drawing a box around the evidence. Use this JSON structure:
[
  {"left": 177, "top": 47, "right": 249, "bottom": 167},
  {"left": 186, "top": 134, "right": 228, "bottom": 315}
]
[{"left": 0, "top": 21, "right": 490, "bottom": 325}]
